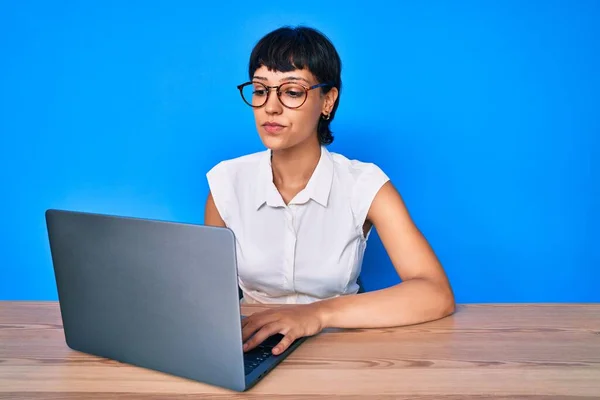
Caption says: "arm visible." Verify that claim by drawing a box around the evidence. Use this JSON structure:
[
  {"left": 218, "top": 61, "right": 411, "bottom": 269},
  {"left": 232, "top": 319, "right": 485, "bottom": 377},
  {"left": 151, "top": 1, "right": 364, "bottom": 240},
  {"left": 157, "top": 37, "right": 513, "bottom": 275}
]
[
  {"left": 204, "top": 191, "right": 226, "bottom": 227},
  {"left": 241, "top": 180, "right": 455, "bottom": 355},
  {"left": 316, "top": 181, "right": 455, "bottom": 328}
]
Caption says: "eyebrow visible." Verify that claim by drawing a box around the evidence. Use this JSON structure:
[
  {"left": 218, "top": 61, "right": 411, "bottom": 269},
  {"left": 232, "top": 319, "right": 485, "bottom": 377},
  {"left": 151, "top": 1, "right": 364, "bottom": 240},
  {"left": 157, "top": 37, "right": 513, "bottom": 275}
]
[{"left": 253, "top": 75, "right": 311, "bottom": 84}]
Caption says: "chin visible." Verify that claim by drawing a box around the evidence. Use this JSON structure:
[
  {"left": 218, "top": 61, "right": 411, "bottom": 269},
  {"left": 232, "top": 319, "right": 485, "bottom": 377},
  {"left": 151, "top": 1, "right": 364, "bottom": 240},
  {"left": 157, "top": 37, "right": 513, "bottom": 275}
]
[
  {"left": 257, "top": 128, "right": 315, "bottom": 152},
  {"left": 259, "top": 134, "right": 290, "bottom": 151}
]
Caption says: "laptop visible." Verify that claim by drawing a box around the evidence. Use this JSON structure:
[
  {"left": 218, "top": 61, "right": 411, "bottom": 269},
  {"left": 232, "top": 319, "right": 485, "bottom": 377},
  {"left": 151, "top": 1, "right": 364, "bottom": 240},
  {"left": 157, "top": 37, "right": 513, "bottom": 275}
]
[{"left": 44, "top": 208, "right": 307, "bottom": 392}]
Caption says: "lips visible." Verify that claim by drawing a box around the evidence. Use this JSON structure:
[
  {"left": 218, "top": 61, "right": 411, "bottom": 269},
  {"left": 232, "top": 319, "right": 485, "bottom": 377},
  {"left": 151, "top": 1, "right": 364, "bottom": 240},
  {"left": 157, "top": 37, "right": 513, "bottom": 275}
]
[{"left": 262, "top": 122, "right": 286, "bottom": 134}]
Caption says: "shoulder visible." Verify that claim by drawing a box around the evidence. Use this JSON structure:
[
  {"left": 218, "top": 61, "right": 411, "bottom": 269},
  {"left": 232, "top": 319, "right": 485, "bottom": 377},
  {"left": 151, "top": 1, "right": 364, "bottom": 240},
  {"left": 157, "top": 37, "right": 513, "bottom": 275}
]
[
  {"left": 328, "top": 150, "right": 389, "bottom": 186},
  {"left": 205, "top": 149, "right": 267, "bottom": 191},
  {"left": 205, "top": 150, "right": 267, "bottom": 223},
  {"left": 328, "top": 150, "right": 390, "bottom": 223},
  {"left": 206, "top": 150, "right": 268, "bottom": 190},
  {"left": 207, "top": 150, "right": 266, "bottom": 179}
]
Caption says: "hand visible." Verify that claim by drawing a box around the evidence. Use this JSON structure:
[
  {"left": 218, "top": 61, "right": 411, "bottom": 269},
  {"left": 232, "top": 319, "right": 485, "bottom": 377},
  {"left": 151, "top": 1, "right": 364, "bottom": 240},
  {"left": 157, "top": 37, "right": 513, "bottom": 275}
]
[{"left": 241, "top": 303, "right": 326, "bottom": 355}]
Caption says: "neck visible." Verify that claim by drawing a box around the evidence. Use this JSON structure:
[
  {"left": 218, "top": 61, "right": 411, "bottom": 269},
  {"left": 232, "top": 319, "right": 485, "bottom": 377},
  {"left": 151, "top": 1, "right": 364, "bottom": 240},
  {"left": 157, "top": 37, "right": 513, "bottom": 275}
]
[{"left": 271, "top": 137, "right": 321, "bottom": 189}]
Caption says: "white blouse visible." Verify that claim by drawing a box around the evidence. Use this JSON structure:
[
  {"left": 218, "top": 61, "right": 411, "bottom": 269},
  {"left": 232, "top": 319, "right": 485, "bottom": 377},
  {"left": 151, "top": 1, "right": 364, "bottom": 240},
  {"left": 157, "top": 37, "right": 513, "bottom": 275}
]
[{"left": 206, "top": 146, "right": 389, "bottom": 304}]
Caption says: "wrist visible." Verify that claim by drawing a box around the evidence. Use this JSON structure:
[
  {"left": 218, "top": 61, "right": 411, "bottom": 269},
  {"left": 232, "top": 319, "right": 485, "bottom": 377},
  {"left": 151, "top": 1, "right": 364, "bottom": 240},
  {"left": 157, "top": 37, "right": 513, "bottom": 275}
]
[{"left": 312, "top": 298, "right": 336, "bottom": 329}]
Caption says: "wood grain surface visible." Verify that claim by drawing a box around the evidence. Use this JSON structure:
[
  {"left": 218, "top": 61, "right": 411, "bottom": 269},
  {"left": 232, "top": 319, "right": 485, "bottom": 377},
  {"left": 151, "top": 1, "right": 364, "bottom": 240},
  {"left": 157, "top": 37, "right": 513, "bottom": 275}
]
[{"left": 0, "top": 302, "right": 599, "bottom": 399}]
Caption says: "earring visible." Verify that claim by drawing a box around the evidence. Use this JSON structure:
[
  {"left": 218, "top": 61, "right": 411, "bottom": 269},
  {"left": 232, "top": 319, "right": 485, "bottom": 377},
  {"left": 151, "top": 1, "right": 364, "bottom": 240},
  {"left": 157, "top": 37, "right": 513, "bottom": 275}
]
[{"left": 322, "top": 113, "right": 331, "bottom": 120}]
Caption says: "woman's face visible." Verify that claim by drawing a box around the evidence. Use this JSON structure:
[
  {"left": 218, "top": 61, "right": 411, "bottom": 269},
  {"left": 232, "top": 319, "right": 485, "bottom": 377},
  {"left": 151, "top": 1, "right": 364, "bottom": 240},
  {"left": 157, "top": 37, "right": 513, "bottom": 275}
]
[{"left": 250, "top": 65, "right": 337, "bottom": 151}]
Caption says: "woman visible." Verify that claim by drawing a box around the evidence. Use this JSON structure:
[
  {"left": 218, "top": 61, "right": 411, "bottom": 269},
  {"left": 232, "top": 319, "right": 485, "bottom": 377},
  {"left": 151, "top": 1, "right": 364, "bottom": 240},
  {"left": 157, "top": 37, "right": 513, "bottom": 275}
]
[{"left": 205, "top": 26, "right": 455, "bottom": 355}]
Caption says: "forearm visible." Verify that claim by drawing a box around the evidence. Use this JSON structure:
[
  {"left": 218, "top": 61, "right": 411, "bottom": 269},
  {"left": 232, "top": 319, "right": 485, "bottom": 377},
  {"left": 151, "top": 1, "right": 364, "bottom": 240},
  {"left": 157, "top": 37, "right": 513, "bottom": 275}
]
[{"left": 316, "top": 278, "right": 455, "bottom": 329}]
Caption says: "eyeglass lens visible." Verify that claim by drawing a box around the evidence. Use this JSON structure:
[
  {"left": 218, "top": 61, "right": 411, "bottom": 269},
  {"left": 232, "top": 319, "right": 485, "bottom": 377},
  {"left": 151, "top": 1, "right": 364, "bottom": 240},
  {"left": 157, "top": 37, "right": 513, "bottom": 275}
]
[{"left": 241, "top": 82, "right": 307, "bottom": 108}]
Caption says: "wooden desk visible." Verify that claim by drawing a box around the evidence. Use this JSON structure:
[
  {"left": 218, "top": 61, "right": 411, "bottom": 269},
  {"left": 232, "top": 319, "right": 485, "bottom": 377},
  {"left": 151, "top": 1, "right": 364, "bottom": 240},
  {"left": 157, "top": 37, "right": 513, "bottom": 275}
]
[{"left": 0, "top": 302, "right": 599, "bottom": 399}]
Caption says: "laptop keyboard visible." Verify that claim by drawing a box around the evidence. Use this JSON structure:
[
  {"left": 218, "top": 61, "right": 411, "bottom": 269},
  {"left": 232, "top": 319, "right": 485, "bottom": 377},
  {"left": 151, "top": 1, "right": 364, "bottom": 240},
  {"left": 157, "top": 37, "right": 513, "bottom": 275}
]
[
  {"left": 243, "top": 334, "right": 283, "bottom": 375},
  {"left": 244, "top": 345, "right": 274, "bottom": 375}
]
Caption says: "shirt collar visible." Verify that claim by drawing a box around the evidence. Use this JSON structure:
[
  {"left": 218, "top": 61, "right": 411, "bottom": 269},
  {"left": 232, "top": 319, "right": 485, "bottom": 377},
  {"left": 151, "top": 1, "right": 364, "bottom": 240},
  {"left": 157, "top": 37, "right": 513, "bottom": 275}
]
[{"left": 254, "top": 146, "right": 334, "bottom": 210}]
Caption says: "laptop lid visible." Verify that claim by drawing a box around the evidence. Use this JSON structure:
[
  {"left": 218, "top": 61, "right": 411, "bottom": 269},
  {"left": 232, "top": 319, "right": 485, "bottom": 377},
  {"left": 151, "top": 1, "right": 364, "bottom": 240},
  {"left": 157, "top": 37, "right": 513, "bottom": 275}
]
[{"left": 45, "top": 209, "right": 247, "bottom": 391}]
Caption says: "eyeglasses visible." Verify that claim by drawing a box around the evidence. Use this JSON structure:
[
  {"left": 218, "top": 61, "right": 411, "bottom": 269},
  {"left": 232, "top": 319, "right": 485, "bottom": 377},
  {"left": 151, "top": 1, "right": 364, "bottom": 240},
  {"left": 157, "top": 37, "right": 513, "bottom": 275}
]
[{"left": 236, "top": 81, "right": 331, "bottom": 109}]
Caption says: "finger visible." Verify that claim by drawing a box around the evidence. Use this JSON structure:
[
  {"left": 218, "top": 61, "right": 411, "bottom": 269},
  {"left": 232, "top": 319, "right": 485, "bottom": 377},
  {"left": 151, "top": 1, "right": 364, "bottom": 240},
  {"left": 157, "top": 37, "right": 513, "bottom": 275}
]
[
  {"left": 272, "top": 333, "right": 296, "bottom": 355},
  {"left": 241, "top": 311, "right": 266, "bottom": 328},
  {"left": 241, "top": 316, "right": 250, "bottom": 328},
  {"left": 242, "top": 319, "right": 260, "bottom": 343},
  {"left": 241, "top": 312, "right": 279, "bottom": 342},
  {"left": 242, "top": 310, "right": 269, "bottom": 327},
  {"left": 243, "top": 323, "right": 283, "bottom": 352}
]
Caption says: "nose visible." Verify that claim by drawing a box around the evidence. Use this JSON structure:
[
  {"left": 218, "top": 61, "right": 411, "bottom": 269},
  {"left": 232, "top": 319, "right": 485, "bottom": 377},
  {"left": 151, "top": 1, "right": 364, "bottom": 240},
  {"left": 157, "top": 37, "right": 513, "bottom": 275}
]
[{"left": 264, "top": 87, "right": 283, "bottom": 115}]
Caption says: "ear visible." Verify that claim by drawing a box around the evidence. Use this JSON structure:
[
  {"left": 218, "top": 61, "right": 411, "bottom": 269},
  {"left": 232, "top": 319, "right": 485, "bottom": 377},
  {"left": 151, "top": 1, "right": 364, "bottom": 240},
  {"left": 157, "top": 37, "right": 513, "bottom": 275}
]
[{"left": 322, "top": 87, "right": 339, "bottom": 114}]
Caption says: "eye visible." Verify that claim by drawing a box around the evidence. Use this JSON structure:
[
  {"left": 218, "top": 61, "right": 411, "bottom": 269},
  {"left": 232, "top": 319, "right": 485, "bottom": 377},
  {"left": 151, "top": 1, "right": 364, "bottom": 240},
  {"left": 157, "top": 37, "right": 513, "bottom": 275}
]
[{"left": 282, "top": 86, "right": 304, "bottom": 98}]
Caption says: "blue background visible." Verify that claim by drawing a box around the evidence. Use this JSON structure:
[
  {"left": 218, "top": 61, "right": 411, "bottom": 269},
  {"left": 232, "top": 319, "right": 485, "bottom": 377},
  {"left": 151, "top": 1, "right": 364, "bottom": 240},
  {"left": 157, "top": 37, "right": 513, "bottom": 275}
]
[{"left": 1, "top": 1, "right": 598, "bottom": 302}]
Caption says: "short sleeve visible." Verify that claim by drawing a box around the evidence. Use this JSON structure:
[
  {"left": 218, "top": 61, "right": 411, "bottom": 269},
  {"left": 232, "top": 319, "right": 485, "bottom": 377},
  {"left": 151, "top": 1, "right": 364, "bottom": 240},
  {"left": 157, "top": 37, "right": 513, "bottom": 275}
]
[
  {"left": 206, "top": 161, "right": 231, "bottom": 226},
  {"left": 350, "top": 163, "right": 390, "bottom": 232}
]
